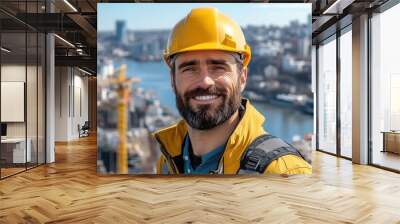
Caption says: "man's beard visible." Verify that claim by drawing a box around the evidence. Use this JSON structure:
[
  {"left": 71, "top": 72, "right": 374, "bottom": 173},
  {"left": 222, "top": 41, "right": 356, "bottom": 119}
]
[{"left": 175, "top": 84, "right": 242, "bottom": 130}]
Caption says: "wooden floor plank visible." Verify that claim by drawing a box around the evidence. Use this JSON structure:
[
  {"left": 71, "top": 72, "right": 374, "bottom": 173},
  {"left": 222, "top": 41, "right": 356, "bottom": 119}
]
[{"left": 0, "top": 135, "right": 400, "bottom": 223}]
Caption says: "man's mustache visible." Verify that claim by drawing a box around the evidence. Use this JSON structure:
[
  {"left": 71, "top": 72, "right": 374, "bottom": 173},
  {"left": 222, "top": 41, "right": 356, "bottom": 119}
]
[{"left": 184, "top": 86, "right": 227, "bottom": 101}]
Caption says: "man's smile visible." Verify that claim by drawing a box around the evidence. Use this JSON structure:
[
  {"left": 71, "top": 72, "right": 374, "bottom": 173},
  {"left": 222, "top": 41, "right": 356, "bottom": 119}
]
[{"left": 190, "top": 94, "right": 222, "bottom": 105}]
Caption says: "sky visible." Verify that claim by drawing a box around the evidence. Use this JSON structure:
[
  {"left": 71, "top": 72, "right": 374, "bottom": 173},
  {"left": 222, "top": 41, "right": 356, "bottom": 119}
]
[{"left": 98, "top": 3, "right": 311, "bottom": 31}]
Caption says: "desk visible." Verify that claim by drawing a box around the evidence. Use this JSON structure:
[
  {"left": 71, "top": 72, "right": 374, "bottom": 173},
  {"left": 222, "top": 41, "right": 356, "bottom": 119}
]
[
  {"left": 382, "top": 131, "right": 400, "bottom": 154},
  {"left": 1, "top": 138, "right": 31, "bottom": 163}
]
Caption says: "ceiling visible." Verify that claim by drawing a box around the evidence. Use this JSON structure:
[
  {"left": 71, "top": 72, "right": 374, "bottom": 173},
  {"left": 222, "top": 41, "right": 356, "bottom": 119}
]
[
  {"left": 0, "top": 0, "right": 395, "bottom": 74},
  {"left": 0, "top": 0, "right": 98, "bottom": 73},
  {"left": 309, "top": 0, "right": 390, "bottom": 43}
]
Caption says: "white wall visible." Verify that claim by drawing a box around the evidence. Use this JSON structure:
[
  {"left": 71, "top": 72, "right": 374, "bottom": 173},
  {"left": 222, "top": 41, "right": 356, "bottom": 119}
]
[
  {"left": 54, "top": 67, "right": 89, "bottom": 141},
  {"left": 55, "top": 66, "right": 69, "bottom": 141}
]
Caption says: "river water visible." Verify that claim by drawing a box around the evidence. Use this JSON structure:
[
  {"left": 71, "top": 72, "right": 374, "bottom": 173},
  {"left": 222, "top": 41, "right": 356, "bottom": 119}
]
[{"left": 114, "top": 59, "right": 313, "bottom": 142}]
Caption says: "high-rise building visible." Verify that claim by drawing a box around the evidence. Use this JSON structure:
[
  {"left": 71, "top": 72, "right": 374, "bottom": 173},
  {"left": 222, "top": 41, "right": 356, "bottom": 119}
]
[{"left": 115, "top": 20, "right": 127, "bottom": 43}]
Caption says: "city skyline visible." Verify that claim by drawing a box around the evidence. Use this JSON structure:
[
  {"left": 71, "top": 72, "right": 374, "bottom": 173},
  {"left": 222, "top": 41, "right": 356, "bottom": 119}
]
[{"left": 98, "top": 3, "right": 311, "bottom": 31}]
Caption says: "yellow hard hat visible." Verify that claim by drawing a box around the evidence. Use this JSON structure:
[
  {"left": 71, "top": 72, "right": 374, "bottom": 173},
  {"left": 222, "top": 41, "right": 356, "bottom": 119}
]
[{"left": 163, "top": 7, "right": 251, "bottom": 68}]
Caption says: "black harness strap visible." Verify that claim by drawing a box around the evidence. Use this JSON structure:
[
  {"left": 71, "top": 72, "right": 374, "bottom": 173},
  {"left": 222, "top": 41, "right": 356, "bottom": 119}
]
[{"left": 238, "top": 134, "right": 305, "bottom": 174}]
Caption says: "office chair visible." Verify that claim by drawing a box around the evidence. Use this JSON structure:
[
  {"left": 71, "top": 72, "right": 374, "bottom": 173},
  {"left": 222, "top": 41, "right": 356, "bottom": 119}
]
[{"left": 79, "top": 121, "right": 90, "bottom": 138}]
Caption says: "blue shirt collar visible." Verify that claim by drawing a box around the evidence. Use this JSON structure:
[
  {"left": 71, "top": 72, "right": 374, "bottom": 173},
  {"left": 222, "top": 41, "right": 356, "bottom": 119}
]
[{"left": 182, "top": 134, "right": 225, "bottom": 174}]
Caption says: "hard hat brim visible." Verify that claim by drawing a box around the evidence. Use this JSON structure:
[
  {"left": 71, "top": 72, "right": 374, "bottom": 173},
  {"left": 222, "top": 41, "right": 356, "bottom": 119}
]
[{"left": 164, "top": 42, "right": 251, "bottom": 68}]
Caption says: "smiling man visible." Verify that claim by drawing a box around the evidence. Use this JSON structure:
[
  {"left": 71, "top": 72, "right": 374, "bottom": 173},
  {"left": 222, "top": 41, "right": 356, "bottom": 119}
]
[{"left": 153, "top": 7, "right": 312, "bottom": 175}]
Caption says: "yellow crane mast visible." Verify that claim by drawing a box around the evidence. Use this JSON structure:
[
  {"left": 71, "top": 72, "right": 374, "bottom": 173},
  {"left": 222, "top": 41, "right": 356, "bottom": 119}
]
[{"left": 100, "top": 64, "right": 140, "bottom": 174}]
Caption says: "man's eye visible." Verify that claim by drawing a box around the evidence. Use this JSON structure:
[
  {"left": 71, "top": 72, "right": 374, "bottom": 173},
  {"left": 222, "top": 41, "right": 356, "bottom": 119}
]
[
  {"left": 211, "top": 66, "right": 226, "bottom": 71},
  {"left": 182, "top": 67, "right": 195, "bottom": 73}
]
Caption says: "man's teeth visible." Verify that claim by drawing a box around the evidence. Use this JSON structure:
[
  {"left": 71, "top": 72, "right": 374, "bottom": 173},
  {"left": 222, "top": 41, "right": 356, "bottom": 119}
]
[{"left": 194, "top": 95, "right": 218, "bottom": 101}]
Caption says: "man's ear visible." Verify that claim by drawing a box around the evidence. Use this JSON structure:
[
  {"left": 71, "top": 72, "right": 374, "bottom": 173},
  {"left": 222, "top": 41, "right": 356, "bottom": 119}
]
[{"left": 240, "top": 67, "right": 248, "bottom": 92}]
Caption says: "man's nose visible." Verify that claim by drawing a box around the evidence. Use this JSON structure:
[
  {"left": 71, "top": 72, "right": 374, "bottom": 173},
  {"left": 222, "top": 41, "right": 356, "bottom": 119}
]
[{"left": 197, "top": 66, "right": 215, "bottom": 89}]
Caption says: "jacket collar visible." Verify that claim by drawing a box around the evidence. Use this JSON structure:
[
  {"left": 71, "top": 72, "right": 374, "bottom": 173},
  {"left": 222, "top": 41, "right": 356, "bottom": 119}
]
[{"left": 152, "top": 98, "right": 267, "bottom": 173}]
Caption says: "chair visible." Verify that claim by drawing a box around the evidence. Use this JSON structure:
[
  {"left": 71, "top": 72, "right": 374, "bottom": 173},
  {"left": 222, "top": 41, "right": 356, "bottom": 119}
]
[{"left": 78, "top": 121, "right": 90, "bottom": 138}]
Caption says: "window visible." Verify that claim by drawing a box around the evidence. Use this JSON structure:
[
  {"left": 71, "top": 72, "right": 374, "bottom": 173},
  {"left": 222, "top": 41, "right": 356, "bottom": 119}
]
[
  {"left": 317, "top": 36, "right": 337, "bottom": 154},
  {"left": 0, "top": 1, "right": 46, "bottom": 179},
  {"left": 339, "top": 27, "right": 352, "bottom": 158},
  {"left": 371, "top": 3, "right": 400, "bottom": 171}
]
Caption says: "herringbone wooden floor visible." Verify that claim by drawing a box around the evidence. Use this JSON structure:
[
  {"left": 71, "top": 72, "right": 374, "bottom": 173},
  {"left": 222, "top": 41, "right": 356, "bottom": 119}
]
[{"left": 1, "top": 135, "right": 400, "bottom": 224}]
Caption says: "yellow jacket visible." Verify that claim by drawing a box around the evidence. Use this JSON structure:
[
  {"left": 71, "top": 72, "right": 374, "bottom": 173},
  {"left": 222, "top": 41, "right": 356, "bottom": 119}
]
[{"left": 153, "top": 99, "right": 312, "bottom": 175}]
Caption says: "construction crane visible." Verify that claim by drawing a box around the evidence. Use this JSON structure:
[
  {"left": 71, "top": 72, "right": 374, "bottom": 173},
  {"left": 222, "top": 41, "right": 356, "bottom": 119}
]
[{"left": 99, "top": 64, "right": 140, "bottom": 174}]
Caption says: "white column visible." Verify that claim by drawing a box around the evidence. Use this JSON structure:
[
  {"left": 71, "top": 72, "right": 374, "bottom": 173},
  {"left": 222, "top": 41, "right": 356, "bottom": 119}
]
[
  {"left": 352, "top": 14, "right": 369, "bottom": 164},
  {"left": 46, "top": 32, "right": 55, "bottom": 163}
]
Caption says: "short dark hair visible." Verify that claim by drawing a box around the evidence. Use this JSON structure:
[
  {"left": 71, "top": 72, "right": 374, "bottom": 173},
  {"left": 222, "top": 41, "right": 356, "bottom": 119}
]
[{"left": 170, "top": 52, "right": 244, "bottom": 76}]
